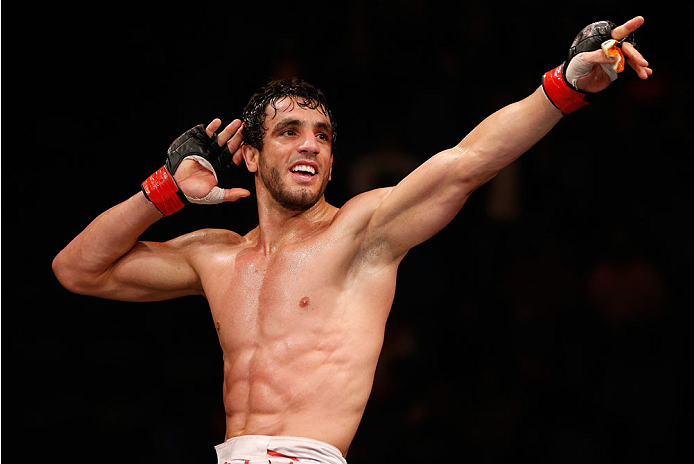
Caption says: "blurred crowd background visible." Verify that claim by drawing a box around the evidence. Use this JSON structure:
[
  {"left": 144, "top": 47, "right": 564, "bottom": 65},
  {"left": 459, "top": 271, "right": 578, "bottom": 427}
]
[{"left": 4, "top": 2, "right": 689, "bottom": 463}]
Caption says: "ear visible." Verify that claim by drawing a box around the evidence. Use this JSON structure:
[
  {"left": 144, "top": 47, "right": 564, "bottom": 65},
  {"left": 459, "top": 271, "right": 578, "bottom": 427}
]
[{"left": 242, "top": 143, "right": 259, "bottom": 173}]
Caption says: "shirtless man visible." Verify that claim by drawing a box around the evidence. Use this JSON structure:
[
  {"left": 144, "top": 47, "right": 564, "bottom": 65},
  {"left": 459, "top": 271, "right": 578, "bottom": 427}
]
[{"left": 52, "top": 17, "right": 651, "bottom": 464}]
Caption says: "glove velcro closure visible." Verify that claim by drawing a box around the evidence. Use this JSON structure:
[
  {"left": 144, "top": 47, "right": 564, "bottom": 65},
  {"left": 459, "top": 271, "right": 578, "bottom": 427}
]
[
  {"left": 541, "top": 63, "right": 590, "bottom": 114},
  {"left": 141, "top": 166, "right": 189, "bottom": 216}
]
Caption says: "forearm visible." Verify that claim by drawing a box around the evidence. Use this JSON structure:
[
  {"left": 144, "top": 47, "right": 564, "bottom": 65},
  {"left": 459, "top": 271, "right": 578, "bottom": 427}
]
[
  {"left": 52, "top": 192, "right": 163, "bottom": 291},
  {"left": 455, "top": 86, "right": 562, "bottom": 188}
]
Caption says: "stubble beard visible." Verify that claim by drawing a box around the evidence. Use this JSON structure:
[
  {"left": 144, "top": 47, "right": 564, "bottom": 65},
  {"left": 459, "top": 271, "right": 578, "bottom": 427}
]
[{"left": 258, "top": 155, "right": 329, "bottom": 211}]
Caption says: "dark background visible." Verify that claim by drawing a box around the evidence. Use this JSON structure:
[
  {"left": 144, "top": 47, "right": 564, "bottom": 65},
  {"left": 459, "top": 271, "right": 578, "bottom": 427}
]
[{"left": 3, "top": 2, "right": 690, "bottom": 463}]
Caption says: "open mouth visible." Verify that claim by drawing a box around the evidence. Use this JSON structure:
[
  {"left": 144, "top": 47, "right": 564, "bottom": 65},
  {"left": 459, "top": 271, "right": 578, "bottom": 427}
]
[{"left": 289, "top": 163, "right": 318, "bottom": 180}]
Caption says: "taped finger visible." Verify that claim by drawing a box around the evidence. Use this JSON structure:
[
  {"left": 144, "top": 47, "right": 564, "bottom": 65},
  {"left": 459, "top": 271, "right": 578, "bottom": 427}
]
[
  {"left": 185, "top": 186, "right": 226, "bottom": 205},
  {"left": 601, "top": 39, "right": 625, "bottom": 72}
]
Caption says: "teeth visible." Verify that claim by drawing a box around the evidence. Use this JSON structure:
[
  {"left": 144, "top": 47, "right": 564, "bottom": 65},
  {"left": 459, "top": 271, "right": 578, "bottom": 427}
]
[{"left": 291, "top": 165, "right": 316, "bottom": 175}]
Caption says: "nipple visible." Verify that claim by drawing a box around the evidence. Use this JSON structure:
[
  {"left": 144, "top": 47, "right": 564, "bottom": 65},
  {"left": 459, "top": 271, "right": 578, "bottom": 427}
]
[
  {"left": 299, "top": 296, "right": 310, "bottom": 308},
  {"left": 215, "top": 321, "right": 221, "bottom": 331}
]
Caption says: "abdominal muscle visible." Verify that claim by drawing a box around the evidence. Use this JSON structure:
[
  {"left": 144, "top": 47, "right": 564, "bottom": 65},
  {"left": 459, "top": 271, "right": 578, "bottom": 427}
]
[
  {"left": 221, "top": 316, "right": 384, "bottom": 456},
  {"left": 201, "top": 216, "right": 399, "bottom": 456}
]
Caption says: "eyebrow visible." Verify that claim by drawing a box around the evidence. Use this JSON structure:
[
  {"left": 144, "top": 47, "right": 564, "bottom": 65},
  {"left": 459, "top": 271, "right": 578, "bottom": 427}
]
[
  {"left": 315, "top": 121, "right": 333, "bottom": 135},
  {"left": 271, "top": 118, "right": 333, "bottom": 137}
]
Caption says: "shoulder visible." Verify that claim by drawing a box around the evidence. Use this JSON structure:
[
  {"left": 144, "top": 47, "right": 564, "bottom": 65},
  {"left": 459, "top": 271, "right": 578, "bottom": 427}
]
[
  {"left": 167, "top": 228, "right": 251, "bottom": 276},
  {"left": 332, "top": 187, "right": 394, "bottom": 230},
  {"left": 329, "top": 188, "right": 406, "bottom": 268},
  {"left": 166, "top": 228, "right": 248, "bottom": 253}
]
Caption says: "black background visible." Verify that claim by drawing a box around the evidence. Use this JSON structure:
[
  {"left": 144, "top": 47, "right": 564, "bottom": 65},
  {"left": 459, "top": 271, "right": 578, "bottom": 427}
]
[{"left": 3, "top": 3, "right": 690, "bottom": 463}]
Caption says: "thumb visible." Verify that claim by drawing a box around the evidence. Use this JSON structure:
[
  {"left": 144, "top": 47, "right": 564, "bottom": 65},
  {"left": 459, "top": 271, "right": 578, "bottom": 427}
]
[
  {"left": 579, "top": 48, "right": 617, "bottom": 66},
  {"left": 223, "top": 188, "right": 252, "bottom": 202},
  {"left": 577, "top": 48, "right": 620, "bottom": 85}
]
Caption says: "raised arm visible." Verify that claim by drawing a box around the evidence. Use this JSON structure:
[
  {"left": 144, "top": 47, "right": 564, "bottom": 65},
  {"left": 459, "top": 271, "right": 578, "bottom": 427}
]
[
  {"left": 363, "top": 16, "right": 650, "bottom": 261},
  {"left": 52, "top": 119, "right": 250, "bottom": 301}
]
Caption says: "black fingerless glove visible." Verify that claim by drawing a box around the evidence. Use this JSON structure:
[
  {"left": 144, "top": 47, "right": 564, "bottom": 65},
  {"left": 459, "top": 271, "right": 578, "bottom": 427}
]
[{"left": 165, "top": 124, "right": 236, "bottom": 188}]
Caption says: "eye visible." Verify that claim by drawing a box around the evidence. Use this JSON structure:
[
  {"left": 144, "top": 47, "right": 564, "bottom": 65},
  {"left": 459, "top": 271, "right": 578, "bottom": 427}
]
[
  {"left": 316, "top": 132, "right": 330, "bottom": 142},
  {"left": 282, "top": 129, "right": 296, "bottom": 136}
]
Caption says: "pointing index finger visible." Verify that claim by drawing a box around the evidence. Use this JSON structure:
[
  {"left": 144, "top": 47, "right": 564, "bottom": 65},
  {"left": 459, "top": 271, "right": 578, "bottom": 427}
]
[{"left": 611, "top": 16, "right": 644, "bottom": 41}]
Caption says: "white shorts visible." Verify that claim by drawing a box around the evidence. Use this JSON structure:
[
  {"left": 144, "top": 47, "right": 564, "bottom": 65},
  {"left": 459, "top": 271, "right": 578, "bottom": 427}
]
[{"left": 215, "top": 435, "right": 348, "bottom": 464}]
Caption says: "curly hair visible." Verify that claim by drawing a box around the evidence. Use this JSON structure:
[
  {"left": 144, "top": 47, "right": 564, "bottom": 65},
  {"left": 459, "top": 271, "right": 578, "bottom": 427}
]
[{"left": 241, "top": 77, "right": 336, "bottom": 152}]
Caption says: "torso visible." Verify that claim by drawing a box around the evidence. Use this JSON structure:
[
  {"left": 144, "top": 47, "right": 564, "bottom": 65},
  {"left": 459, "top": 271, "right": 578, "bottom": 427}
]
[{"left": 191, "top": 189, "right": 400, "bottom": 456}]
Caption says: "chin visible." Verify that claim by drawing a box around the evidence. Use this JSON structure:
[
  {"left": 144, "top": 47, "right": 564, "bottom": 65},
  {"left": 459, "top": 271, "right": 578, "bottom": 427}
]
[
  {"left": 277, "top": 190, "right": 322, "bottom": 211},
  {"left": 261, "top": 164, "right": 329, "bottom": 211}
]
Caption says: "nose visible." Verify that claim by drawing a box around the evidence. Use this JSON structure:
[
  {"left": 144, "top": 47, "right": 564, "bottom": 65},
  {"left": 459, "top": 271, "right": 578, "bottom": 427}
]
[{"left": 297, "top": 131, "right": 319, "bottom": 154}]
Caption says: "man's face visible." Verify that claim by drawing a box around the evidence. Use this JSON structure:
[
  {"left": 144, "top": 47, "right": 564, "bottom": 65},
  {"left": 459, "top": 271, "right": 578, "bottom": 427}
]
[{"left": 255, "top": 97, "right": 334, "bottom": 211}]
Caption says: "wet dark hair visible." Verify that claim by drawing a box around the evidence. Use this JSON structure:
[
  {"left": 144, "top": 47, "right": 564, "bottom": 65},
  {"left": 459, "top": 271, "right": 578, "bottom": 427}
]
[{"left": 241, "top": 77, "right": 336, "bottom": 152}]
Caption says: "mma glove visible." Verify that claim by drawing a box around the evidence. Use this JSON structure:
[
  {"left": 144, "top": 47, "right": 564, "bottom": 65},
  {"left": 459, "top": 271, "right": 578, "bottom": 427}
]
[
  {"left": 542, "top": 20, "right": 636, "bottom": 114},
  {"left": 141, "top": 124, "right": 236, "bottom": 216}
]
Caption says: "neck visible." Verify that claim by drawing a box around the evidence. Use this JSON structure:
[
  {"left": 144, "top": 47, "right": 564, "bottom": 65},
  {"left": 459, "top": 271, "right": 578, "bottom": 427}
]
[{"left": 253, "top": 194, "right": 336, "bottom": 253}]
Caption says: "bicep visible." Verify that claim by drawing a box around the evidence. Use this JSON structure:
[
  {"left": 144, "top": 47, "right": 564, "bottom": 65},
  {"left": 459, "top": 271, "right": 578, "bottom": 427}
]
[
  {"left": 81, "top": 240, "right": 202, "bottom": 302},
  {"left": 365, "top": 147, "right": 475, "bottom": 260}
]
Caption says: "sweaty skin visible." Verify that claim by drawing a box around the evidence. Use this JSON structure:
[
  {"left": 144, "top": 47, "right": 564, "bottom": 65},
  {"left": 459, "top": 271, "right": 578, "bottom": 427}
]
[
  {"left": 194, "top": 193, "right": 399, "bottom": 455},
  {"left": 52, "top": 22, "right": 651, "bottom": 456},
  {"left": 199, "top": 100, "right": 417, "bottom": 454}
]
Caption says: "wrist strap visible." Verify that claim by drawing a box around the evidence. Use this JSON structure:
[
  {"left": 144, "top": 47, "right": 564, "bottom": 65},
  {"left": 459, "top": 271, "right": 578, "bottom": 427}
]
[
  {"left": 541, "top": 63, "right": 589, "bottom": 114},
  {"left": 141, "top": 166, "right": 188, "bottom": 216}
]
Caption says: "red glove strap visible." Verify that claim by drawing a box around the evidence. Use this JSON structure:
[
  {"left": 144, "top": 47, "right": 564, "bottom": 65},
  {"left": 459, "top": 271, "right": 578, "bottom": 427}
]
[
  {"left": 141, "top": 166, "right": 187, "bottom": 216},
  {"left": 542, "top": 64, "right": 589, "bottom": 114}
]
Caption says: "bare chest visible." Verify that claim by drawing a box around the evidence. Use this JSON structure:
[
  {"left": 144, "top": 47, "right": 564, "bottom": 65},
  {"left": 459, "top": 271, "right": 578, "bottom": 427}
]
[{"left": 203, "top": 240, "right": 354, "bottom": 350}]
